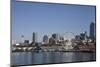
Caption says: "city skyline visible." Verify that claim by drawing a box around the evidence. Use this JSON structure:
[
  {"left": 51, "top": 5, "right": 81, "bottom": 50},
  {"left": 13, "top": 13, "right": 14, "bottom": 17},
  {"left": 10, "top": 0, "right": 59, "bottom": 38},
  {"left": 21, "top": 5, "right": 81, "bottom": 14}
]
[{"left": 12, "top": 1, "right": 96, "bottom": 43}]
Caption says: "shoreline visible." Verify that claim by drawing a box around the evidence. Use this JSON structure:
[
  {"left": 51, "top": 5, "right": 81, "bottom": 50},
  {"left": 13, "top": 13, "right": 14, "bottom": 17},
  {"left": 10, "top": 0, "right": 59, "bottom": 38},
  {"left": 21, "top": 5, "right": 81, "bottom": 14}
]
[{"left": 12, "top": 50, "right": 95, "bottom": 53}]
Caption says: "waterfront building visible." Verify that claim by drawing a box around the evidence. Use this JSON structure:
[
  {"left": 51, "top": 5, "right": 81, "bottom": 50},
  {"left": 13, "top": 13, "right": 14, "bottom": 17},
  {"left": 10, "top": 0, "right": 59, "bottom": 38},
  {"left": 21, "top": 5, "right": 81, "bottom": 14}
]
[
  {"left": 59, "top": 36, "right": 64, "bottom": 41},
  {"left": 52, "top": 33, "right": 58, "bottom": 40},
  {"left": 75, "top": 35, "right": 81, "bottom": 40},
  {"left": 90, "top": 22, "right": 95, "bottom": 40},
  {"left": 49, "top": 37, "right": 56, "bottom": 45},
  {"left": 43, "top": 35, "right": 49, "bottom": 44},
  {"left": 52, "top": 33, "right": 59, "bottom": 44},
  {"left": 80, "top": 32, "right": 85, "bottom": 40},
  {"left": 80, "top": 31, "right": 88, "bottom": 40},
  {"left": 32, "top": 32, "right": 37, "bottom": 44},
  {"left": 24, "top": 40, "right": 29, "bottom": 45}
]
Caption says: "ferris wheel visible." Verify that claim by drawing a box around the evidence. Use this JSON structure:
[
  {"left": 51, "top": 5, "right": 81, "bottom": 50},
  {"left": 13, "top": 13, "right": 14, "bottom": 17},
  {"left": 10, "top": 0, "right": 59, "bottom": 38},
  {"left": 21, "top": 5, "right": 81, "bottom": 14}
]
[{"left": 62, "top": 32, "right": 75, "bottom": 41}]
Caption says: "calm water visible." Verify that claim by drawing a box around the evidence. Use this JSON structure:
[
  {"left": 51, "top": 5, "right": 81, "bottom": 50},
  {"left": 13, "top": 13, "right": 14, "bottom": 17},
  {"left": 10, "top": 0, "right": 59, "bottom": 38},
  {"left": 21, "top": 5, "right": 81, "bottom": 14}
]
[{"left": 11, "top": 52, "right": 96, "bottom": 65}]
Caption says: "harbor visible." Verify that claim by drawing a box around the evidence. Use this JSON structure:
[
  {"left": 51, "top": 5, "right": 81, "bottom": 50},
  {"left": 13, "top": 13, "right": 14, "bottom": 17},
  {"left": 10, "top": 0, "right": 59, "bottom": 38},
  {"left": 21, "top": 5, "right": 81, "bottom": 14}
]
[{"left": 12, "top": 43, "right": 96, "bottom": 53}]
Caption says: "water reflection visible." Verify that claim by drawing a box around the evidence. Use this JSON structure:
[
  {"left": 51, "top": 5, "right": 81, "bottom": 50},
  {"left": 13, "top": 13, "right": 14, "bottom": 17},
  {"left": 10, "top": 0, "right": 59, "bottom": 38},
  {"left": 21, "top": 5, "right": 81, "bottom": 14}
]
[{"left": 11, "top": 52, "right": 96, "bottom": 65}]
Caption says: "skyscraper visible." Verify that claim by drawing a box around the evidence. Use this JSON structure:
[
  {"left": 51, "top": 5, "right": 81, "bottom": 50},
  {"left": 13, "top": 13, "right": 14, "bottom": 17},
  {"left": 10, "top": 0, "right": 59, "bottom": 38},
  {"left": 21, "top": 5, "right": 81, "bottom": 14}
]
[
  {"left": 32, "top": 32, "right": 37, "bottom": 44},
  {"left": 52, "top": 33, "right": 59, "bottom": 44},
  {"left": 52, "top": 33, "right": 58, "bottom": 40},
  {"left": 90, "top": 22, "right": 95, "bottom": 40},
  {"left": 43, "top": 35, "right": 49, "bottom": 44}
]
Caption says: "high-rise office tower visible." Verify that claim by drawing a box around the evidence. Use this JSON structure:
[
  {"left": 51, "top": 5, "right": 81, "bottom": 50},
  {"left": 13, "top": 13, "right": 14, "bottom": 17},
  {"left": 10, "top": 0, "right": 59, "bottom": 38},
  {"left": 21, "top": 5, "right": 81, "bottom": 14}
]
[
  {"left": 52, "top": 33, "right": 58, "bottom": 40},
  {"left": 52, "top": 33, "right": 59, "bottom": 44},
  {"left": 90, "top": 22, "right": 95, "bottom": 40},
  {"left": 32, "top": 32, "right": 37, "bottom": 44},
  {"left": 43, "top": 35, "right": 49, "bottom": 44}
]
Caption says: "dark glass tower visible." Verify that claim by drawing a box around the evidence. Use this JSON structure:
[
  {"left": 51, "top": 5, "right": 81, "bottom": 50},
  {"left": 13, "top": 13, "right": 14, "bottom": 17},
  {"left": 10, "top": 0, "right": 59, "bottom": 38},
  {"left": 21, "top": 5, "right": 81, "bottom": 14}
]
[
  {"left": 32, "top": 32, "right": 37, "bottom": 43},
  {"left": 90, "top": 22, "right": 95, "bottom": 40},
  {"left": 43, "top": 35, "right": 49, "bottom": 44}
]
